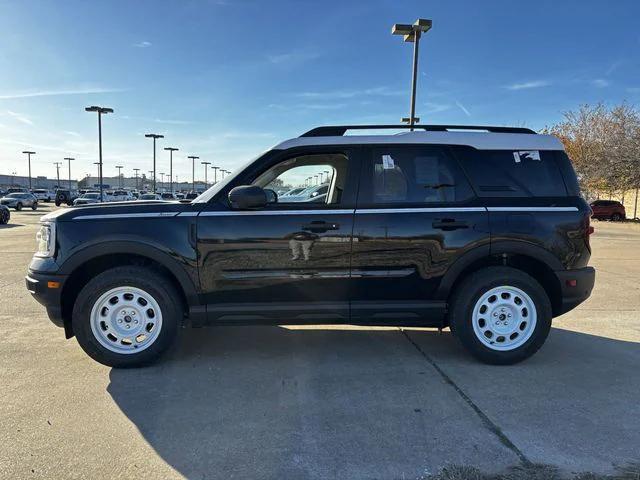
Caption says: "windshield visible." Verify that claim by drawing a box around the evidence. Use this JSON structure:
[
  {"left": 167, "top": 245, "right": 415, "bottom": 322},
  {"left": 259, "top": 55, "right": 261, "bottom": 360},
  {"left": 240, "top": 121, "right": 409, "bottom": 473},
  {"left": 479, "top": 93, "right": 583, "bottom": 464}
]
[
  {"left": 83, "top": 193, "right": 100, "bottom": 199},
  {"left": 7, "top": 193, "right": 26, "bottom": 198}
]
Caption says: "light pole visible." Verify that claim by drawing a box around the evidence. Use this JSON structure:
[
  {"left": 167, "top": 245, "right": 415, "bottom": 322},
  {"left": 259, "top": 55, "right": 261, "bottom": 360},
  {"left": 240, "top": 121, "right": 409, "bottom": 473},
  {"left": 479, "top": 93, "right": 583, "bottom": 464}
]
[
  {"left": 188, "top": 156, "right": 199, "bottom": 192},
  {"left": 145, "top": 133, "right": 164, "bottom": 193},
  {"left": 212, "top": 165, "right": 220, "bottom": 184},
  {"left": 53, "top": 162, "right": 62, "bottom": 188},
  {"left": 164, "top": 147, "right": 178, "bottom": 194},
  {"left": 64, "top": 157, "right": 75, "bottom": 190},
  {"left": 159, "top": 172, "right": 165, "bottom": 192},
  {"left": 22, "top": 151, "right": 36, "bottom": 190},
  {"left": 201, "top": 161, "right": 211, "bottom": 187},
  {"left": 115, "top": 165, "right": 123, "bottom": 188},
  {"left": 392, "top": 18, "right": 432, "bottom": 129},
  {"left": 133, "top": 168, "right": 140, "bottom": 191},
  {"left": 324, "top": 170, "right": 330, "bottom": 183},
  {"left": 85, "top": 106, "right": 113, "bottom": 201}
]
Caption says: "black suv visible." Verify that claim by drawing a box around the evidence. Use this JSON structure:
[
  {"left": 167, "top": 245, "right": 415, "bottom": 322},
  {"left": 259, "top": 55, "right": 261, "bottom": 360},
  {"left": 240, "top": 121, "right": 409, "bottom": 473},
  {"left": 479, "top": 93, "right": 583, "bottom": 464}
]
[
  {"left": 55, "top": 189, "right": 79, "bottom": 206},
  {"left": 27, "top": 125, "right": 595, "bottom": 367}
]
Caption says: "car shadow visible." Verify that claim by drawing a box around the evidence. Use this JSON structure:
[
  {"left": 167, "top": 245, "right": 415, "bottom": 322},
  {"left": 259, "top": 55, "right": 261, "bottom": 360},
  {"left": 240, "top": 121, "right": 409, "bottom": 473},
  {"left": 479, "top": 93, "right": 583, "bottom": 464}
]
[
  {"left": 0, "top": 223, "right": 22, "bottom": 229},
  {"left": 107, "top": 326, "right": 640, "bottom": 479}
]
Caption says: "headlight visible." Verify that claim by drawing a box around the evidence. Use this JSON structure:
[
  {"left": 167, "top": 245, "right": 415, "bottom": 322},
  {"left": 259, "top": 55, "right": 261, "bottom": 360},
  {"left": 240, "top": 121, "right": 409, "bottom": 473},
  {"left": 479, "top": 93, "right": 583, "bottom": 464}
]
[{"left": 35, "top": 222, "right": 56, "bottom": 257}]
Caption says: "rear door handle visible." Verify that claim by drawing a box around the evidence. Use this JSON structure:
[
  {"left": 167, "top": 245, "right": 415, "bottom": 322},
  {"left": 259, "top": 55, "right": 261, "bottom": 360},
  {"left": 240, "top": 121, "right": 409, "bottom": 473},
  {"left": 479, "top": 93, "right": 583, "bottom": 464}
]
[
  {"left": 432, "top": 218, "right": 469, "bottom": 231},
  {"left": 302, "top": 221, "right": 339, "bottom": 233}
]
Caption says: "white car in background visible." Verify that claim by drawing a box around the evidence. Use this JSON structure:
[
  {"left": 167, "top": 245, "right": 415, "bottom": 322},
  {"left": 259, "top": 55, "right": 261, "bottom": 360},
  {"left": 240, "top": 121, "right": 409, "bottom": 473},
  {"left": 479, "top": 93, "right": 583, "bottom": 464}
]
[
  {"left": 73, "top": 192, "right": 102, "bottom": 206},
  {"left": 31, "top": 189, "right": 55, "bottom": 202},
  {"left": 138, "top": 193, "right": 162, "bottom": 200}
]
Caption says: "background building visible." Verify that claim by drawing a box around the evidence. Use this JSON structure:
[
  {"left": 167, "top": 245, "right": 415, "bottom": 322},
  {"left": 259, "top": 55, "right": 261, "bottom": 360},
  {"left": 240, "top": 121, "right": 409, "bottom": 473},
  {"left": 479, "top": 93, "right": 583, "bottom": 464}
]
[{"left": 0, "top": 173, "right": 78, "bottom": 191}]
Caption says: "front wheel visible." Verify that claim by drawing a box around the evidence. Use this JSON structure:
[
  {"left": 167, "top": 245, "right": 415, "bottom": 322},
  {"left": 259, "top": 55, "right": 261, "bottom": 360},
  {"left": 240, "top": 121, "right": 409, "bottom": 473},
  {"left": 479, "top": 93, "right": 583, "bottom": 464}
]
[
  {"left": 15, "top": 202, "right": 22, "bottom": 211},
  {"left": 449, "top": 266, "right": 552, "bottom": 365},
  {"left": 72, "top": 266, "right": 181, "bottom": 367},
  {"left": 611, "top": 212, "right": 623, "bottom": 221},
  {"left": 31, "top": 202, "right": 38, "bottom": 210},
  {"left": 0, "top": 209, "right": 9, "bottom": 224}
]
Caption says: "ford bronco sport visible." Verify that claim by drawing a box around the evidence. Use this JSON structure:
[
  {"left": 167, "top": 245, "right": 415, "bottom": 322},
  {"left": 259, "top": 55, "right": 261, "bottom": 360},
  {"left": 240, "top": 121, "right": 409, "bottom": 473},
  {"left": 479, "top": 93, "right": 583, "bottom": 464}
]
[{"left": 26, "top": 124, "right": 595, "bottom": 367}]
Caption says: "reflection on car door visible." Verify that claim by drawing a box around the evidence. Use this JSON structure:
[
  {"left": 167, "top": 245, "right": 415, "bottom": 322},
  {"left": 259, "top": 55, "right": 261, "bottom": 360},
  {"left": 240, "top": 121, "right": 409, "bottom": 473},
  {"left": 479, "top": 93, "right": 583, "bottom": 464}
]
[{"left": 197, "top": 147, "right": 361, "bottom": 324}]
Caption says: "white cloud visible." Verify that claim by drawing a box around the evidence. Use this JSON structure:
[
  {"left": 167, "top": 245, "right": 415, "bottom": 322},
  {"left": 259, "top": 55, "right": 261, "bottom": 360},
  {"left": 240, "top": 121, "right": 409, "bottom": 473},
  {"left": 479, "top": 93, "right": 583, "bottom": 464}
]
[
  {"left": 6, "top": 110, "right": 33, "bottom": 125},
  {"left": 591, "top": 78, "right": 610, "bottom": 88},
  {"left": 505, "top": 80, "right": 551, "bottom": 91},
  {"left": 455, "top": 101, "right": 471, "bottom": 117},
  {"left": 0, "top": 86, "right": 124, "bottom": 100},
  {"left": 424, "top": 102, "right": 451, "bottom": 114},
  {"left": 295, "top": 86, "right": 404, "bottom": 100},
  {"left": 133, "top": 41, "right": 152, "bottom": 48}
]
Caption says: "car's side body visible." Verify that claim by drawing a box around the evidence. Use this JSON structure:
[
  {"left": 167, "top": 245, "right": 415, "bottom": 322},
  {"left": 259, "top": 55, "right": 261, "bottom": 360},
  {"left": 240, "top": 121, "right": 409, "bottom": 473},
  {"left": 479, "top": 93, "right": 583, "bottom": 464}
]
[
  {"left": 32, "top": 189, "right": 54, "bottom": 202},
  {"left": 1, "top": 193, "right": 38, "bottom": 209}
]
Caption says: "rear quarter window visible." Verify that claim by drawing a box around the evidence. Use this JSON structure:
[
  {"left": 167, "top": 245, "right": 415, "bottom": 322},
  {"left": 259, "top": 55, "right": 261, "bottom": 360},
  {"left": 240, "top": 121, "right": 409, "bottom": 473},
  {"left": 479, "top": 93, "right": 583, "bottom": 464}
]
[{"left": 456, "top": 148, "right": 568, "bottom": 197}]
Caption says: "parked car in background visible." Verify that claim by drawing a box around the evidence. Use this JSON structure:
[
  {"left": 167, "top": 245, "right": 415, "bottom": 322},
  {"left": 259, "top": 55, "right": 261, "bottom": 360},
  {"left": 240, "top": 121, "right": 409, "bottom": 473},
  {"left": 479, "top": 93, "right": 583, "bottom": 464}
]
[
  {"left": 1, "top": 192, "right": 38, "bottom": 210},
  {"left": 32, "top": 189, "right": 55, "bottom": 202},
  {"left": 7, "top": 187, "right": 27, "bottom": 194},
  {"left": 0, "top": 204, "right": 10, "bottom": 224},
  {"left": 184, "top": 192, "right": 199, "bottom": 200},
  {"left": 280, "top": 187, "right": 306, "bottom": 198},
  {"left": 110, "top": 190, "right": 135, "bottom": 202},
  {"left": 590, "top": 200, "right": 626, "bottom": 221},
  {"left": 73, "top": 192, "right": 102, "bottom": 206},
  {"left": 175, "top": 192, "right": 185, "bottom": 200},
  {"left": 55, "top": 189, "right": 79, "bottom": 206},
  {"left": 160, "top": 192, "right": 176, "bottom": 200},
  {"left": 285, "top": 184, "right": 329, "bottom": 202},
  {"left": 138, "top": 193, "right": 161, "bottom": 200}
]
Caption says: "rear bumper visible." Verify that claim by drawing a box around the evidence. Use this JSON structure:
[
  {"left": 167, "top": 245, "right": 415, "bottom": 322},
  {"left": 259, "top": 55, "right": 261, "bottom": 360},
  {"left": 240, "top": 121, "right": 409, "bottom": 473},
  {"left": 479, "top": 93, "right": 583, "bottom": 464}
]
[
  {"left": 26, "top": 271, "right": 68, "bottom": 329},
  {"left": 555, "top": 267, "right": 595, "bottom": 315}
]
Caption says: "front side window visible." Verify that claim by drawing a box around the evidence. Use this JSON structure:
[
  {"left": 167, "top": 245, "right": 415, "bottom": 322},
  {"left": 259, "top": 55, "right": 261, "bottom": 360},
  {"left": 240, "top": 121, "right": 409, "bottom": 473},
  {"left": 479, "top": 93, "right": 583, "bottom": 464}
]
[
  {"left": 364, "top": 146, "right": 474, "bottom": 205},
  {"left": 252, "top": 153, "right": 348, "bottom": 206}
]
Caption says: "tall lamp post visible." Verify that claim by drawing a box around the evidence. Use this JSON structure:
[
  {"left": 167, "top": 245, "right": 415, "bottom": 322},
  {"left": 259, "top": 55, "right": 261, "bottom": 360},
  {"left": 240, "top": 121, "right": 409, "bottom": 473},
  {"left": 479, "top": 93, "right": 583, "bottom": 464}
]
[
  {"left": 164, "top": 147, "right": 178, "bottom": 194},
  {"left": 115, "top": 165, "right": 123, "bottom": 188},
  {"left": 53, "top": 162, "right": 62, "bottom": 188},
  {"left": 64, "top": 157, "right": 75, "bottom": 190},
  {"left": 201, "top": 161, "right": 211, "bottom": 187},
  {"left": 22, "top": 151, "right": 36, "bottom": 190},
  {"left": 159, "top": 173, "right": 165, "bottom": 192},
  {"left": 212, "top": 165, "right": 220, "bottom": 184},
  {"left": 188, "top": 156, "right": 199, "bottom": 192},
  {"left": 144, "top": 133, "right": 164, "bottom": 193},
  {"left": 324, "top": 170, "right": 330, "bottom": 183},
  {"left": 133, "top": 168, "right": 140, "bottom": 191},
  {"left": 391, "top": 18, "right": 432, "bottom": 129},
  {"left": 85, "top": 106, "right": 113, "bottom": 201}
]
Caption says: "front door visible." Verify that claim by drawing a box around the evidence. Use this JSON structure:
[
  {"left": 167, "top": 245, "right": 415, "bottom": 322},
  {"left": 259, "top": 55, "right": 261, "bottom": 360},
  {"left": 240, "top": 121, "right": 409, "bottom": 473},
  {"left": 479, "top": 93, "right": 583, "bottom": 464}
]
[
  {"left": 350, "top": 144, "right": 490, "bottom": 324},
  {"left": 197, "top": 148, "right": 360, "bottom": 324}
]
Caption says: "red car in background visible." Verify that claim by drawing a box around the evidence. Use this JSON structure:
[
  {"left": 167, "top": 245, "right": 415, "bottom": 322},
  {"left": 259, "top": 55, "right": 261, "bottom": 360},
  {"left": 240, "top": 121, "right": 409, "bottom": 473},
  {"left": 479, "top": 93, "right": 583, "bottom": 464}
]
[{"left": 590, "top": 200, "right": 626, "bottom": 221}]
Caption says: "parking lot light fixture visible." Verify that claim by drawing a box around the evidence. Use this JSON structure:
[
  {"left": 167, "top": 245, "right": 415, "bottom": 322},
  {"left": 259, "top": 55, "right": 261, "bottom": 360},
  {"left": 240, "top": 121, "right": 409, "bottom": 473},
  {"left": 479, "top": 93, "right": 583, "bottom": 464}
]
[
  {"left": 159, "top": 172, "right": 165, "bottom": 192},
  {"left": 85, "top": 106, "right": 113, "bottom": 201},
  {"left": 212, "top": 165, "right": 220, "bottom": 184},
  {"left": 53, "top": 162, "right": 62, "bottom": 188},
  {"left": 145, "top": 133, "right": 164, "bottom": 193},
  {"left": 115, "top": 165, "right": 124, "bottom": 188},
  {"left": 201, "top": 161, "right": 211, "bottom": 187},
  {"left": 187, "top": 156, "right": 199, "bottom": 192},
  {"left": 392, "top": 18, "right": 432, "bottom": 129},
  {"left": 22, "top": 151, "right": 36, "bottom": 190},
  {"left": 164, "top": 147, "right": 179, "bottom": 194},
  {"left": 64, "top": 157, "right": 75, "bottom": 190},
  {"left": 133, "top": 168, "right": 140, "bottom": 191}
]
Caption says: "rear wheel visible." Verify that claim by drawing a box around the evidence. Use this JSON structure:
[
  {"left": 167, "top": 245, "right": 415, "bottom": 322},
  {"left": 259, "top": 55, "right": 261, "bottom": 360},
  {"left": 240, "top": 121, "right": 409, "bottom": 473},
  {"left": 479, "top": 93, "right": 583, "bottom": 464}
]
[
  {"left": 72, "top": 266, "right": 181, "bottom": 367},
  {"left": 611, "top": 212, "right": 623, "bottom": 221},
  {"left": 449, "top": 266, "right": 552, "bottom": 365},
  {"left": 0, "top": 208, "right": 9, "bottom": 224},
  {"left": 31, "top": 202, "right": 38, "bottom": 210}
]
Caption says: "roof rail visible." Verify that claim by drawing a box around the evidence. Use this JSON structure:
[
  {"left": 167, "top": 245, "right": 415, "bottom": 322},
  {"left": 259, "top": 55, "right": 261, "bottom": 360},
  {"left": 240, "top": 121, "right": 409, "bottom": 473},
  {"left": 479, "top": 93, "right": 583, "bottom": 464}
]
[{"left": 300, "top": 124, "right": 536, "bottom": 137}]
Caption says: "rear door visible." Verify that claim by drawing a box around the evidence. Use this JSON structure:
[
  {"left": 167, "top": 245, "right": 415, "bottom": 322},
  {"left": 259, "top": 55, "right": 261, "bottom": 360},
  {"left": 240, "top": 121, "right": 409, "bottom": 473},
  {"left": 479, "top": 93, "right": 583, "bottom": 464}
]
[{"left": 350, "top": 144, "right": 490, "bottom": 323}]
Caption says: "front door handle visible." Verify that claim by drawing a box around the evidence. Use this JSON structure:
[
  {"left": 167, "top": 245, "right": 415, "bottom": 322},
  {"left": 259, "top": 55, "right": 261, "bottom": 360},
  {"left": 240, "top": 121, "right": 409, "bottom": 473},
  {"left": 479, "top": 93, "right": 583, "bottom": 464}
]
[
  {"left": 302, "top": 221, "right": 339, "bottom": 233},
  {"left": 432, "top": 218, "right": 469, "bottom": 231}
]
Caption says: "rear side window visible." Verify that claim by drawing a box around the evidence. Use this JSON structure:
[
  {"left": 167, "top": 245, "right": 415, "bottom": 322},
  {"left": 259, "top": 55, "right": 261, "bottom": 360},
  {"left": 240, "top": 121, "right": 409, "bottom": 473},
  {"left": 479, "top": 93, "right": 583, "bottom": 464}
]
[
  {"left": 362, "top": 145, "right": 474, "bottom": 205},
  {"left": 457, "top": 149, "right": 567, "bottom": 197}
]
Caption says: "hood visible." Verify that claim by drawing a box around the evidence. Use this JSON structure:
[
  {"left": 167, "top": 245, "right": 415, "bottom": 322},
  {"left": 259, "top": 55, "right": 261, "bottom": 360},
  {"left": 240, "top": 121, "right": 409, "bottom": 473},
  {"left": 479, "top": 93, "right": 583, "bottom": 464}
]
[{"left": 41, "top": 199, "right": 197, "bottom": 222}]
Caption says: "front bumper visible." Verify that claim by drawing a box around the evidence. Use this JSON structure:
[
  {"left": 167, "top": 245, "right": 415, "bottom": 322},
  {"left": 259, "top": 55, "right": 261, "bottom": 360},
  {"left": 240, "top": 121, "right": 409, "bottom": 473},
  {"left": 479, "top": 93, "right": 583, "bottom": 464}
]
[
  {"left": 555, "top": 267, "right": 595, "bottom": 315},
  {"left": 26, "top": 271, "right": 68, "bottom": 330}
]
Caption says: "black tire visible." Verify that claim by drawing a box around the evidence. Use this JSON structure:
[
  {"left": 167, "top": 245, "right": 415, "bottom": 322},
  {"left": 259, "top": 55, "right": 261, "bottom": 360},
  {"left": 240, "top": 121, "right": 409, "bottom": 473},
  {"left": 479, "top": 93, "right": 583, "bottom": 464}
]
[
  {"left": 0, "top": 209, "right": 9, "bottom": 224},
  {"left": 15, "top": 202, "right": 22, "bottom": 211},
  {"left": 611, "top": 213, "right": 622, "bottom": 221},
  {"left": 31, "top": 202, "right": 38, "bottom": 210},
  {"left": 72, "top": 266, "right": 181, "bottom": 368},
  {"left": 448, "top": 266, "right": 552, "bottom": 365},
  {"left": 46, "top": 197, "right": 51, "bottom": 203}
]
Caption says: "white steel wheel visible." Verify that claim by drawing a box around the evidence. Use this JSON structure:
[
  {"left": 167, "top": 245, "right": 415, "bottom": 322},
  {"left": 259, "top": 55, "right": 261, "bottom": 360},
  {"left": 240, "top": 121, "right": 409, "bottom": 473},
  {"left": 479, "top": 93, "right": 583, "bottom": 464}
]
[
  {"left": 90, "top": 286, "right": 163, "bottom": 354},
  {"left": 471, "top": 285, "right": 537, "bottom": 351}
]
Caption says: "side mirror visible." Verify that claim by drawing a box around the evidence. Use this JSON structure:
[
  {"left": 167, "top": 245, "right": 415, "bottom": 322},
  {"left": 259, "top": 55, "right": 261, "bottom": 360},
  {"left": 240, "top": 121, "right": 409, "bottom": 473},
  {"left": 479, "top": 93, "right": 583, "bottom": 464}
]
[
  {"left": 228, "top": 185, "right": 267, "bottom": 210},
  {"left": 264, "top": 188, "right": 278, "bottom": 204}
]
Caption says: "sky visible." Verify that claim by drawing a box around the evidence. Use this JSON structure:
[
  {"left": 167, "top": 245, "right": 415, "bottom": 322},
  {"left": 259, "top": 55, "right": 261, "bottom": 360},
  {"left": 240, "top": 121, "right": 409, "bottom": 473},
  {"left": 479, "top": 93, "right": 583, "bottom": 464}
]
[{"left": 0, "top": 0, "right": 639, "bottom": 183}]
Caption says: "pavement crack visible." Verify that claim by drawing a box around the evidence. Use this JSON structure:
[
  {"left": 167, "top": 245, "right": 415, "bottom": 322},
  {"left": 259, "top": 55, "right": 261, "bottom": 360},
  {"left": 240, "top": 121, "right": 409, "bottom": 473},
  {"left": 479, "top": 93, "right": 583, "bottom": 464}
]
[{"left": 399, "top": 328, "right": 531, "bottom": 466}]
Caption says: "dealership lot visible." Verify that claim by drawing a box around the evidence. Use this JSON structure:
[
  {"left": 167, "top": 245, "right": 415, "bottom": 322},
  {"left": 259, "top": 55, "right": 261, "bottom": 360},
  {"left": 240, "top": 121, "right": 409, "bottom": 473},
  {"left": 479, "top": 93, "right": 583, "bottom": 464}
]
[{"left": 1, "top": 205, "right": 638, "bottom": 479}]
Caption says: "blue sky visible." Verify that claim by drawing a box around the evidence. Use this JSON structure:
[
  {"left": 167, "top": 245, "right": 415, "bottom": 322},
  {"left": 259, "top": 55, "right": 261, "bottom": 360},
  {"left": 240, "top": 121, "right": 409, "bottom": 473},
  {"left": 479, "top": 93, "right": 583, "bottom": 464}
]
[{"left": 0, "top": 0, "right": 639, "bottom": 182}]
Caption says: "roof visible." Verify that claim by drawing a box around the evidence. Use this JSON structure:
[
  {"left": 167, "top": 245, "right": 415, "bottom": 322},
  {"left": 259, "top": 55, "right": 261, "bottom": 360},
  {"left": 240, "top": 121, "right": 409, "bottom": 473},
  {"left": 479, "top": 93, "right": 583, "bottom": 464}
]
[{"left": 273, "top": 126, "right": 564, "bottom": 151}]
